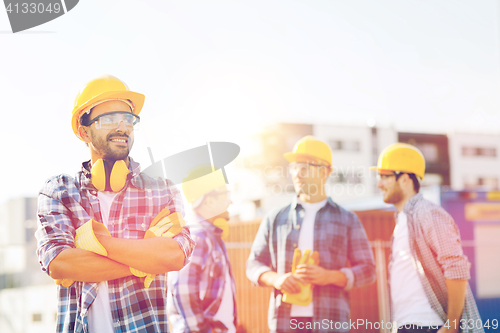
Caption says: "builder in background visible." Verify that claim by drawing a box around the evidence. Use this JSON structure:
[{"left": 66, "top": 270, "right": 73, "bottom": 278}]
[
  {"left": 247, "top": 136, "right": 376, "bottom": 333},
  {"left": 168, "top": 167, "right": 238, "bottom": 332},
  {"left": 36, "top": 75, "right": 195, "bottom": 332},
  {"left": 372, "top": 143, "right": 483, "bottom": 333}
]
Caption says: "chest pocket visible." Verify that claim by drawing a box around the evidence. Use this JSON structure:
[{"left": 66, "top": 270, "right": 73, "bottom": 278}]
[
  {"left": 322, "top": 221, "right": 347, "bottom": 270},
  {"left": 123, "top": 215, "right": 151, "bottom": 239}
]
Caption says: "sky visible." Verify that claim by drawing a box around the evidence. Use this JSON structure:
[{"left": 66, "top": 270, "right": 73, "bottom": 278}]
[{"left": 1, "top": 0, "right": 500, "bottom": 204}]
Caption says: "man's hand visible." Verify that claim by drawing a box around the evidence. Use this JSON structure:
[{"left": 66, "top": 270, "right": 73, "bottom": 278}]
[
  {"left": 272, "top": 272, "right": 302, "bottom": 294},
  {"left": 75, "top": 219, "right": 111, "bottom": 256},
  {"left": 128, "top": 209, "right": 185, "bottom": 288},
  {"left": 295, "top": 265, "right": 347, "bottom": 287},
  {"left": 53, "top": 219, "right": 112, "bottom": 287},
  {"left": 436, "top": 279, "right": 468, "bottom": 333},
  {"left": 295, "top": 264, "right": 330, "bottom": 286},
  {"left": 258, "top": 271, "right": 301, "bottom": 294},
  {"left": 54, "top": 278, "right": 74, "bottom": 287},
  {"left": 280, "top": 249, "right": 320, "bottom": 306}
]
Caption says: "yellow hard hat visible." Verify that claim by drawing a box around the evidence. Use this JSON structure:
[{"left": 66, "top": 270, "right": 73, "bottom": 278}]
[
  {"left": 71, "top": 75, "right": 145, "bottom": 140},
  {"left": 182, "top": 165, "right": 227, "bottom": 204},
  {"left": 370, "top": 143, "right": 425, "bottom": 180},
  {"left": 284, "top": 136, "right": 332, "bottom": 167}
]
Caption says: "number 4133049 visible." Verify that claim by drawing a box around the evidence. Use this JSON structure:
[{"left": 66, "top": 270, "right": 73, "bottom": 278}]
[
  {"left": 444, "top": 319, "right": 498, "bottom": 330},
  {"left": 5, "top": 2, "right": 62, "bottom": 14}
]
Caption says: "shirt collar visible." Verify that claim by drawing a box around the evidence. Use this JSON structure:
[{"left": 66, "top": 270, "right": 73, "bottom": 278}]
[
  {"left": 291, "top": 195, "right": 337, "bottom": 210},
  {"left": 403, "top": 192, "right": 423, "bottom": 214},
  {"left": 191, "top": 216, "right": 224, "bottom": 237}
]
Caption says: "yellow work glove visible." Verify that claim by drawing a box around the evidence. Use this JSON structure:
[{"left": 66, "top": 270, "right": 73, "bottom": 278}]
[
  {"left": 53, "top": 219, "right": 111, "bottom": 288},
  {"left": 75, "top": 219, "right": 111, "bottom": 256},
  {"left": 282, "top": 249, "right": 320, "bottom": 306},
  {"left": 54, "top": 278, "right": 75, "bottom": 288},
  {"left": 129, "top": 208, "right": 186, "bottom": 288}
]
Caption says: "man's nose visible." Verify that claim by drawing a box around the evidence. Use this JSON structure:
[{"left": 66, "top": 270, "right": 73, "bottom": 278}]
[
  {"left": 115, "top": 120, "right": 129, "bottom": 132},
  {"left": 295, "top": 169, "right": 307, "bottom": 179}
]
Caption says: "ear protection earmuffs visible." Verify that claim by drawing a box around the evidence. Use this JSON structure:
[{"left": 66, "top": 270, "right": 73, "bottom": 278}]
[
  {"left": 213, "top": 218, "right": 229, "bottom": 240},
  {"left": 91, "top": 159, "right": 129, "bottom": 192}
]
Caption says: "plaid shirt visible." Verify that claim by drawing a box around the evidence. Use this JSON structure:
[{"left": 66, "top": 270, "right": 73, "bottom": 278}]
[
  {"left": 35, "top": 158, "right": 196, "bottom": 333},
  {"left": 392, "top": 193, "right": 484, "bottom": 333},
  {"left": 167, "top": 219, "right": 237, "bottom": 332},
  {"left": 247, "top": 197, "right": 376, "bottom": 333}
]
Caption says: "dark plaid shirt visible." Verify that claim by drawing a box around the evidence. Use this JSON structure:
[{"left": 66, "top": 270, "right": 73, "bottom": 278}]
[
  {"left": 167, "top": 219, "right": 237, "bottom": 332},
  {"left": 36, "top": 158, "right": 195, "bottom": 333},
  {"left": 394, "top": 193, "right": 484, "bottom": 333},
  {"left": 247, "top": 196, "right": 376, "bottom": 333}
]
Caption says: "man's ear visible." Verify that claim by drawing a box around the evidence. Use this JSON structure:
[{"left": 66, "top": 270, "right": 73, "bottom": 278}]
[
  {"left": 78, "top": 125, "right": 91, "bottom": 143},
  {"left": 203, "top": 195, "right": 215, "bottom": 208},
  {"left": 401, "top": 173, "right": 413, "bottom": 187}
]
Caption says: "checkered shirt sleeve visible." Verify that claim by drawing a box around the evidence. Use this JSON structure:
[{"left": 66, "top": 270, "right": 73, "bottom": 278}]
[{"left": 403, "top": 194, "right": 484, "bottom": 333}]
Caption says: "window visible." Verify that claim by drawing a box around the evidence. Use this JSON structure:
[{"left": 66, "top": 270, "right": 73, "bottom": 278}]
[
  {"left": 479, "top": 177, "right": 499, "bottom": 189},
  {"left": 462, "top": 146, "right": 497, "bottom": 157},
  {"left": 330, "top": 140, "right": 342, "bottom": 150},
  {"left": 479, "top": 148, "right": 497, "bottom": 157},
  {"left": 344, "top": 141, "right": 360, "bottom": 152},
  {"left": 329, "top": 140, "right": 360, "bottom": 152},
  {"left": 415, "top": 143, "right": 439, "bottom": 163},
  {"left": 329, "top": 173, "right": 362, "bottom": 184},
  {"left": 464, "top": 176, "right": 498, "bottom": 190}
]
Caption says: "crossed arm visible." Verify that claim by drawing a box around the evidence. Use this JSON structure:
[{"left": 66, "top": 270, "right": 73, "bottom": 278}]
[
  {"left": 36, "top": 189, "right": 192, "bottom": 284},
  {"left": 48, "top": 236, "right": 186, "bottom": 282},
  {"left": 34, "top": 171, "right": 199, "bottom": 287}
]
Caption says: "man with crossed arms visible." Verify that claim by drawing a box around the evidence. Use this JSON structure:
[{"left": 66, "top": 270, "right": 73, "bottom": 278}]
[{"left": 36, "top": 75, "right": 195, "bottom": 332}]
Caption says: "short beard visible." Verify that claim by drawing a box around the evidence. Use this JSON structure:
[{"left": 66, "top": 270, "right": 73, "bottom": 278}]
[
  {"left": 90, "top": 131, "right": 130, "bottom": 161},
  {"left": 384, "top": 185, "right": 404, "bottom": 204}
]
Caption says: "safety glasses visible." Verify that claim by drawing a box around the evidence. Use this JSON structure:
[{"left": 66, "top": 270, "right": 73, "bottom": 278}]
[
  {"left": 288, "top": 162, "right": 328, "bottom": 176},
  {"left": 82, "top": 111, "right": 140, "bottom": 131},
  {"left": 376, "top": 172, "right": 405, "bottom": 181}
]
